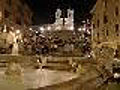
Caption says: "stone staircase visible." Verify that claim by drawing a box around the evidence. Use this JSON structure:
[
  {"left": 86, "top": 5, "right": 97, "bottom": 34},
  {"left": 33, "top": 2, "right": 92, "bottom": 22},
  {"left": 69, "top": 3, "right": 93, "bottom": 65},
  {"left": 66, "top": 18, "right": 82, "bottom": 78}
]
[
  {"left": 35, "top": 56, "right": 76, "bottom": 72},
  {"left": 43, "top": 60, "right": 73, "bottom": 71},
  {"left": 0, "top": 59, "right": 8, "bottom": 68}
]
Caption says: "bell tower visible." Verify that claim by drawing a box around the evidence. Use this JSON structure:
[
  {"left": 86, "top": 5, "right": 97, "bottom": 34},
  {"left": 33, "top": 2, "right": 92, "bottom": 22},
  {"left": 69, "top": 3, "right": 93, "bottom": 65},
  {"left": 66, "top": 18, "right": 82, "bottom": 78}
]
[{"left": 64, "top": 9, "right": 74, "bottom": 30}]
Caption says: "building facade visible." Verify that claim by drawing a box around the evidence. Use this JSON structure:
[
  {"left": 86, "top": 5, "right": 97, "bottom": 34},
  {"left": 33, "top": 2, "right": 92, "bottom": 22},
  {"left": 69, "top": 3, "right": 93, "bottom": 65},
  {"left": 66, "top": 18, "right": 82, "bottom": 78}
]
[
  {"left": 39, "top": 8, "right": 74, "bottom": 31},
  {"left": 92, "top": 0, "right": 120, "bottom": 50},
  {"left": 0, "top": 0, "right": 33, "bottom": 27}
]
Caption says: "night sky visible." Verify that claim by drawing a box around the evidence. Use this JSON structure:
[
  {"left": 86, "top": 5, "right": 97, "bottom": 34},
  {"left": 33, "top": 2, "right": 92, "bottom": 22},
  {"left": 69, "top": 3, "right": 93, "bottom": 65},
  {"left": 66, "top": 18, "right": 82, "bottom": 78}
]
[{"left": 26, "top": 0, "right": 96, "bottom": 25}]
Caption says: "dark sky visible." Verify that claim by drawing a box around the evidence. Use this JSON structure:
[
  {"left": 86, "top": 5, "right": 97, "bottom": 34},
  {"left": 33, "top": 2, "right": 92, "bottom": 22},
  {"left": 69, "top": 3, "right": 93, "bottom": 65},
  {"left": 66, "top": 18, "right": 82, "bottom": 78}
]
[{"left": 26, "top": 0, "right": 96, "bottom": 25}]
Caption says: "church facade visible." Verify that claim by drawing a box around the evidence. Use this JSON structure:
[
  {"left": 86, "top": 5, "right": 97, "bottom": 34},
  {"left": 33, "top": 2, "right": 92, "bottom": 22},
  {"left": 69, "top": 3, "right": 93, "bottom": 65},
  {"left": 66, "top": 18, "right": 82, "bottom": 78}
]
[
  {"left": 42, "top": 8, "right": 74, "bottom": 31},
  {"left": 54, "top": 9, "right": 74, "bottom": 30}
]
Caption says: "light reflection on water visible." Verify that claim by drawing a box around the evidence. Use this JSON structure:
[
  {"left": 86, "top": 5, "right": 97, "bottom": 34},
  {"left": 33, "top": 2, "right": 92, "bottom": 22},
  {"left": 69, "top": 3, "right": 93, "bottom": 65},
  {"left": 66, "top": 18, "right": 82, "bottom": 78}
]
[{"left": 0, "top": 68, "right": 78, "bottom": 90}]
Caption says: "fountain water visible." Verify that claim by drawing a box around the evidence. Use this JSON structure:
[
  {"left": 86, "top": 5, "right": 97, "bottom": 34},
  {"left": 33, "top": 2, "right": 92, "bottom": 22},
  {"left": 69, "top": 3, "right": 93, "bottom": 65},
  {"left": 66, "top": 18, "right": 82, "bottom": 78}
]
[
  {"left": 12, "top": 38, "right": 19, "bottom": 55},
  {"left": 9, "top": 31, "right": 19, "bottom": 55}
]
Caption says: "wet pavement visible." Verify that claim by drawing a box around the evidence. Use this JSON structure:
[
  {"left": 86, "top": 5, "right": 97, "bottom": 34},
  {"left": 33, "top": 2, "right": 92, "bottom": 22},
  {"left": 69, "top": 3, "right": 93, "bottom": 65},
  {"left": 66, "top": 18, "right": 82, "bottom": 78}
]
[
  {"left": 0, "top": 55, "right": 120, "bottom": 90},
  {"left": 0, "top": 68, "right": 78, "bottom": 90}
]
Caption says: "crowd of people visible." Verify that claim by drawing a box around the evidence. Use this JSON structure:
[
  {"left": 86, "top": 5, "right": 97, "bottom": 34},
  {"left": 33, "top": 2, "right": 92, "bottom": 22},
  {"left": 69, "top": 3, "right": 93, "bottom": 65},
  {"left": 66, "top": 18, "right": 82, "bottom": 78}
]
[
  {"left": 23, "top": 29, "right": 81, "bottom": 55},
  {"left": 0, "top": 25, "right": 91, "bottom": 56}
]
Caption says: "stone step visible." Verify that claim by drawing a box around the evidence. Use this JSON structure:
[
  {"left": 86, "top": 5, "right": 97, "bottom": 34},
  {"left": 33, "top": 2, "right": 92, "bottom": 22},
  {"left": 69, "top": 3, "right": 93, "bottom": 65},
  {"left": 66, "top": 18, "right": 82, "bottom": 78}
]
[
  {"left": 47, "top": 60, "right": 69, "bottom": 64},
  {"left": 42, "top": 63, "right": 73, "bottom": 71},
  {"left": 0, "top": 59, "right": 8, "bottom": 63},
  {"left": 0, "top": 63, "right": 8, "bottom": 67}
]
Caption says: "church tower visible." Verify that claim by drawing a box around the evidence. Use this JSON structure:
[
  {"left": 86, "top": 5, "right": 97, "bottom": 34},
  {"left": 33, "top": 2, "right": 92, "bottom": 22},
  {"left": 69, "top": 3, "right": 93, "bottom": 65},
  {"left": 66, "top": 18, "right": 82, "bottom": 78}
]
[
  {"left": 54, "top": 9, "right": 63, "bottom": 30},
  {"left": 54, "top": 8, "right": 74, "bottom": 30},
  {"left": 65, "top": 9, "right": 74, "bottom": 30}
]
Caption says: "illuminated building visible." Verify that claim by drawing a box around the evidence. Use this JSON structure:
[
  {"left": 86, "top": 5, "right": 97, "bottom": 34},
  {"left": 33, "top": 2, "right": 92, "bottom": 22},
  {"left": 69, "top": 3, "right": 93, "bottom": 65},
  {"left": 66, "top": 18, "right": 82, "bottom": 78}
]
[
  {"left": 92, "top": 0, "right": 120, "bottom": 51},
  {"left": 37, "top": 8, "right": 75, "bottom": 32},
  {"left": 0, "top": 0, "right": 33, "bottom": 27}
]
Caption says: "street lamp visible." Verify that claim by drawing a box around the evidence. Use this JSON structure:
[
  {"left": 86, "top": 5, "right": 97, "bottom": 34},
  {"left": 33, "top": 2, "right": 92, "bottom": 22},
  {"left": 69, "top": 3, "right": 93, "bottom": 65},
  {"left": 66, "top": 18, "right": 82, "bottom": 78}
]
[
  {"left": 16, "top": 29, "right": 20, "bottom": 34},
  {"left": 29, "top": 28, "right": 32, "bottom": 31},
  {"left": 47, "top": 26, "right": 51, "bottom": 30},
  {"left": 39, "top": 27, "right": 45, "bottom": 33},
  {"left": 82, "top": 27, "right": 86, "bottom": 31},
  {"left": 78, "top": 27, "right": 86, "bottom": 31},
  {"left": 78, "top": 28, "right": 82, "bottom": 31},
  {"left": 36, "top": 31, "right": 38, "bottom": 34},
  {"left": 40, "top": 27, "right": 44, "bottom": 31}
]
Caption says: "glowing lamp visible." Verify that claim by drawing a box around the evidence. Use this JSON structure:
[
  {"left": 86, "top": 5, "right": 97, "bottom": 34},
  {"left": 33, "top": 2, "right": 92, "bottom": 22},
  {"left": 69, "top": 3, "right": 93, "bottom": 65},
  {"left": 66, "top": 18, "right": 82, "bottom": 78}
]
[
  {"left": 40, "top": 27, "right": 44, "bottom": 31},
  {"left": 70, "top": 26, "right": 74, "bottom": 30},
  {"left": 47, "top": 26, "right": 51, "bottom": 30},
  {"left": 16, "top": 30, "right": 20, "bottom": 34}
]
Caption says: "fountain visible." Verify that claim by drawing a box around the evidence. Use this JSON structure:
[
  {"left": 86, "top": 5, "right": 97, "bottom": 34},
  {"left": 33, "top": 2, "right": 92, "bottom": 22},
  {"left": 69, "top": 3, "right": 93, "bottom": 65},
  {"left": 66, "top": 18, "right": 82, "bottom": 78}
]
[
  {"left": 5, "top": 62, "right": 23, "bottom": 77},
  {"left": 8, "top": 31, "right": 19, "bottom": 55},
  {"left": 2, "top": 62, "right": 25, "bottom": 90},
  {"left": 12, "top": 37, "right": 19, "bottom": 55}
]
